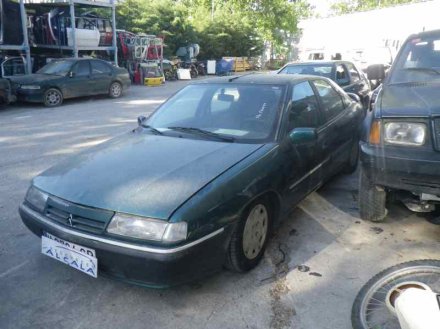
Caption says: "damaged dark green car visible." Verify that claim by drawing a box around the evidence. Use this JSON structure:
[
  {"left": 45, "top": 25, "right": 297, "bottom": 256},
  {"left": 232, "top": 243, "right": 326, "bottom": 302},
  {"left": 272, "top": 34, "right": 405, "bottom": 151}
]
[{"left": 20, "top": 74, "right": 363, "bottom": 287}]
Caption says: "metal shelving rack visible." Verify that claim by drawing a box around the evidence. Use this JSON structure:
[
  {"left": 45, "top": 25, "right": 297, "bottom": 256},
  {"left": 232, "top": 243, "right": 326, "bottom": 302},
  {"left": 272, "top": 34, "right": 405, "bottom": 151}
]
[{"left": 0, "top": 0, "right": 118, "bottom": 74}]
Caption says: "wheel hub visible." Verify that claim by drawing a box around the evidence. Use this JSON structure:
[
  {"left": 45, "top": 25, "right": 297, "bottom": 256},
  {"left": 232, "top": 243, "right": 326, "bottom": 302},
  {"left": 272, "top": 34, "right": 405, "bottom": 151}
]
[{"left": 242, "top": 204, "right": 268, "bottom": 260}]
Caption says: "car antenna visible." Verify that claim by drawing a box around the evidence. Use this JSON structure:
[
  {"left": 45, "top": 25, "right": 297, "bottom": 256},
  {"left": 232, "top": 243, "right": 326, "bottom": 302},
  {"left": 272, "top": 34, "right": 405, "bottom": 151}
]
[{"left": 228, "top": 72, "right": 256, "bottom": 82}]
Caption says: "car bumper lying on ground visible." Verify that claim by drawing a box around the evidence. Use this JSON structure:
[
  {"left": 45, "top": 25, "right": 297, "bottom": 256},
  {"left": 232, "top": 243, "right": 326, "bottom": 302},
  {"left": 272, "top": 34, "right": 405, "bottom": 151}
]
[
  {"left": 360, "top": 142, "right": 440, "bottom": 195},
  {"left": 19, "top": 203, "right": 233, "bottom": 288}
]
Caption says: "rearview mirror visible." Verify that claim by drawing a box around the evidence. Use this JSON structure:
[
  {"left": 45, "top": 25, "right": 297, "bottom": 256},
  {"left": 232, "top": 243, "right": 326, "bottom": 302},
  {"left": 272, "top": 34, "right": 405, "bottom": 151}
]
[
  {"left": 346, "top": 92, "right": 361, "bottom": 103},
  {"left": 288, "top": 127, "right": 317, "bottom": 144},
  {"left": 217, "top": 93, "right": 235, "bottom": 102},
  {"left": 366, "top": 64, "right": 386, "bottom": 81},
  {"left": 69, "top": 71, "right": 75, "bottom": 78}
]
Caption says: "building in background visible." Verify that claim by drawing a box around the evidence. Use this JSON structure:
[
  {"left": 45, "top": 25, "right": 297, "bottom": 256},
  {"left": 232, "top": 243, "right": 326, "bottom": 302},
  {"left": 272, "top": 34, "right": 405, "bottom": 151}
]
[{"left": 294, "top": 0, "right": 440, "bottom": 69}]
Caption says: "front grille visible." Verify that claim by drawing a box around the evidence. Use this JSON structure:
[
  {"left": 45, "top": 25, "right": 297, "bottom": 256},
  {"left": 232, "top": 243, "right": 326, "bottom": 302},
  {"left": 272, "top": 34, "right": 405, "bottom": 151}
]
[
  {"left": 45, "top": 196, "right": 114, "bottom": 234},
  {"left": 434, "top": 118, "right": 440, "bottom": 151}
]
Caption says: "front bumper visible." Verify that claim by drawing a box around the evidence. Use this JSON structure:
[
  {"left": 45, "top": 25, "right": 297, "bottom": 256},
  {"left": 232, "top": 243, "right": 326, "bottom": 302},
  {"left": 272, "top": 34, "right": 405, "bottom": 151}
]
[
  {"left": 360, "top": 142, "right": 440, "bottom": 195},
  {"left": 16, "top": 89, "right": 44, "bottom": 103},
  {"left": 19, "top": 204, "right": 233, "bottom": 288}
]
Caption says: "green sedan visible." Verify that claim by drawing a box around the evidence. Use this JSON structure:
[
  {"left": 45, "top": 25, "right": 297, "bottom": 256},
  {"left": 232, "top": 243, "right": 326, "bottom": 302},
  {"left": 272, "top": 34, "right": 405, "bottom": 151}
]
[
  {"left": 10, "top": 58, "right": 130, "bottom": 107},
  {"left": 19, "top": 74, "right": 363, "bottom": 287}
]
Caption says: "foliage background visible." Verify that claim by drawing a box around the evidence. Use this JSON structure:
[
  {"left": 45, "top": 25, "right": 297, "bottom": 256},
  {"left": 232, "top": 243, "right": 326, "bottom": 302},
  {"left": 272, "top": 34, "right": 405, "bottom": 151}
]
[{"left": 116, "top": 0, "right": 310, "bottom": 60}]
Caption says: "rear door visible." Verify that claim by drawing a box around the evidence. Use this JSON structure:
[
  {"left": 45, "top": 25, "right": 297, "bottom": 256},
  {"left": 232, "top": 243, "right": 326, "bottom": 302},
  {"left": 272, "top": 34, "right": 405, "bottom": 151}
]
[
  {"left": 311, "top": 79, "right": 355, "bottom": 177},
  {"left": 65, "top": 60, "right": 92, "bottom": 98},
  {"left": 90, "top": 60, "right": 113, "bottom": 95}
]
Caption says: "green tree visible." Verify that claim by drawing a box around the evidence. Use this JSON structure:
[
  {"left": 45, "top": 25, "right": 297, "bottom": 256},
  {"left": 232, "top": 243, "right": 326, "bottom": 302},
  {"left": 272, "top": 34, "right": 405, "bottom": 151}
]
[{"left": 331, "top": 0, "right": 422, "bottom": 15}]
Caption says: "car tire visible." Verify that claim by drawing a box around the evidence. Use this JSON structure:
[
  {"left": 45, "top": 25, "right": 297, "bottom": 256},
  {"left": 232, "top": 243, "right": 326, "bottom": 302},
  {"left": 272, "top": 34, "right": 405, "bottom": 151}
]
[
  {"left": 225, "top": 198, "right": 272, "bottom": 272},
  {"left": 343, "top": 140, "right": 359, "bottom": 174},
  {"left": 359, "top": 167, "right": 387, "bottom": 222},
  {"left": 109, "top": 82, "right": 123, "bottom": 98},
  {"left": 43, "top": 88, "right": 63, "bottom": 107}
]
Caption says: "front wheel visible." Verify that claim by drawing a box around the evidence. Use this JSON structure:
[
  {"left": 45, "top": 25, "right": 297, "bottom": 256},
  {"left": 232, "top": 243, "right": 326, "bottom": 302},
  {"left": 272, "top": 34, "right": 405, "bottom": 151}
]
[
  {"left": 359, "top": 167, "right": 387, "bottom": 222},
  {"left": 351, "top": 260, "right": 440, "bottom": 329},
  {"left": 43, "top": 88, "right": 63, "bottom": 107},
  {"left": 225, "top": 199, "right": 272, "bottom": 272},
  {"left": 109, "top": 82, "right": 122, "bottom": 98}
]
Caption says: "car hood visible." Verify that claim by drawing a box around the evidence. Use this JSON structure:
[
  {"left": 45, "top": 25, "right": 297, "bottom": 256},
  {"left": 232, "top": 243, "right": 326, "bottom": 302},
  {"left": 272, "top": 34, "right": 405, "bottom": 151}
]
[
  {"left": 9, "top": 74, "right": 61, "bottom": 84},
  {"left": 33, "top": 132, "right": 263, "bottom": 220},
  {"left": 380, "top": 82, "right": 440, "bottom": 117}
]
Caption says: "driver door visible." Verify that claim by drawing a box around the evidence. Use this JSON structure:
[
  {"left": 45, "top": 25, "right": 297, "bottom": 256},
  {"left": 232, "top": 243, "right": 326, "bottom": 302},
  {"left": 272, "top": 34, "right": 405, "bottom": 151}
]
[
  {"left": 283, "top": 81, "right": 324, "bottom": 206},
  {"left": 64, "top": 60, "right": 92, "bottom": 98}
]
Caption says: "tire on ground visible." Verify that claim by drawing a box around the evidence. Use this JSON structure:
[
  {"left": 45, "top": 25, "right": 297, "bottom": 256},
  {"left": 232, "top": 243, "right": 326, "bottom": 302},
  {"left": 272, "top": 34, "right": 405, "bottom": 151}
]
[
  {"left": 359, "top": 167, "right": 387, "bottom": 222},
  {"left": 225, "top": 197, "right": 273, "bottom": 272}
]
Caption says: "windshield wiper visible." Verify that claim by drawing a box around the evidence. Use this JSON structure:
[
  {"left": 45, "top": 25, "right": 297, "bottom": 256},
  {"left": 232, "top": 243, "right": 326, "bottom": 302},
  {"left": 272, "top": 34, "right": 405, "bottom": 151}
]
[
  {"left": 403, "top": 67, "right": 440, "bottom": 75},
  {"left": 140, "top": 123, "right": 163, "bottom": 135},
  {"left": 167, "top": 126, "right": 235, "bottom": 142}
]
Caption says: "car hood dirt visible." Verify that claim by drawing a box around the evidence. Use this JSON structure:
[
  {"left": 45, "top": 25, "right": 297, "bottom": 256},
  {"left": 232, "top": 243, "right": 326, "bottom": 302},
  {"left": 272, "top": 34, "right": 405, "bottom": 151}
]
[
  {"left": 380, "top": 82, "right": 440, "bottom": 117},
  {"left": 33, "top": 131, "right": 263, "bottom": 220}
]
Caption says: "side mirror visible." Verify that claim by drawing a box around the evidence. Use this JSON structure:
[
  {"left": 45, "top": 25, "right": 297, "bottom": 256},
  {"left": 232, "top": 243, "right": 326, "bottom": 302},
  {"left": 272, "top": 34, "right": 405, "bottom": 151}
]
[
  {"left": 347, "top": 92, "right": 361, "bottom": 103},
  {"left": 288, "top": 127, "right": 317, "bottom": 145},
  {"left": 137, "top": 115, "right": 147, "bottom": 126},
  {"left": 69, "top": 71, "right": 75, "bottom": 78},
  {"left": 366, "top": 64, "right": 386, "bottom": 81}
]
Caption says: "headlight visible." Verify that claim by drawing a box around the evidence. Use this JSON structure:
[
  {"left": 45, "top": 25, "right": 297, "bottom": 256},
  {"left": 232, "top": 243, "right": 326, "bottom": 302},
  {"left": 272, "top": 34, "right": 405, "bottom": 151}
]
[
  {"left": 107, "top": 213, "right": 187, "bottom": 243},
  {"left": 20, "top": 85, "right": 41, "bottom": 90},
  {"left": 25, "top": 186, "right": 49, "bottom": 212},
  {"left": 384, "top": 122, "right": 426, "bottom": 146}
]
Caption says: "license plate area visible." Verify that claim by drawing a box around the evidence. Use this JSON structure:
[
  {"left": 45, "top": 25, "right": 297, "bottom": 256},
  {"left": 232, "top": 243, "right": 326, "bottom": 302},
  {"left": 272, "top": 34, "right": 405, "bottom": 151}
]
[{"left": 41, "top": 232, "right": 98, "bottom": 278}]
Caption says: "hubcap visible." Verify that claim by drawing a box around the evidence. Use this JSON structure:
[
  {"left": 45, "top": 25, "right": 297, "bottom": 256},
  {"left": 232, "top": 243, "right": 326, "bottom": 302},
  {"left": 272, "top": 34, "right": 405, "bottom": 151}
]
[
  {"left": 111, "top": 83, "right": 121, "bottom": 97},
  {"left": 242, "top": 204, "right": 268, "bottom": 260},
  {"left": 46, "top": 91, "right": 60, "bottom": 105}
]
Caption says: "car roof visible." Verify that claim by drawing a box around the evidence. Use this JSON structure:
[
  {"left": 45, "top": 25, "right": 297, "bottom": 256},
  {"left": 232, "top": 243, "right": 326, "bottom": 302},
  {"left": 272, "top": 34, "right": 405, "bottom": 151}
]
[
  {"left": 408, "top": 29, "right": 440, "bottom": 39},
  {"left": 282, "top": 60, "right": 353, "bottom": 66},
  {"left": 194, "top": 73, "right": 320, "bottom": 86}
]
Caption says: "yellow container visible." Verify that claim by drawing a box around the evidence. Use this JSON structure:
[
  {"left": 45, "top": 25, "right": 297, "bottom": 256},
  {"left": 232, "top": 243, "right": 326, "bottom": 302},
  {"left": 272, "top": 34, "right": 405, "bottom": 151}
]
[{"left": 144, "top": 77, "right": 164, "bottom": 86}]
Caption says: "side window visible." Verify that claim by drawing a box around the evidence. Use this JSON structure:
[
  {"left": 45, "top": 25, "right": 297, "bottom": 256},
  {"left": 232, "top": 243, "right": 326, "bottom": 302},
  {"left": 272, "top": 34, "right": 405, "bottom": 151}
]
[
  {"left": 288, "top": 81, "right": 320, "bottom": 130},
  {"left": 73, "top": 61, "right": 90, "bottom": 77},
  {"left": 91, "top": 61, "right": 112, "bottom": 75},
  {"left": 335, "top": 64, "right": 349, "bottom": 85},
  {"left": 346, "top": 63, "right": 360, "bottom": 83},
  {"left": 312, "top": 79, "right": 346, "bottom": 122}
]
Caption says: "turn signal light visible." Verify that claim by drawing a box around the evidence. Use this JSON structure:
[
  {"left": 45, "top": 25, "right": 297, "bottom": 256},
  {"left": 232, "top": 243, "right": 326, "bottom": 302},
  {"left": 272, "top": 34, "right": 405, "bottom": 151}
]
[{"left": 369, "top": 120, "right": 381, "bottom": 145}]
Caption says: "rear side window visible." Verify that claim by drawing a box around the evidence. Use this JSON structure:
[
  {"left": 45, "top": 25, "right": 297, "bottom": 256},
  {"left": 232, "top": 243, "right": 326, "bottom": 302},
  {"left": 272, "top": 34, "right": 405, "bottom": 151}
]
[
  {"left": 91, "top": 61, "right": 112, "bottom": 75},
  {"left": 288, "top": 82, "right": 320, "bottom": 130},
  {"left": 312, "top": 79, "right": 345, "bottom": 122}
]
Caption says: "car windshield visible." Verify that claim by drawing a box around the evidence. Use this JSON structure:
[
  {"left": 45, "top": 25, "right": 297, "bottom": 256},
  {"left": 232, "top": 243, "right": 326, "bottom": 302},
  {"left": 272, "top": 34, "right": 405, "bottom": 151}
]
[
  {"left": 279, "top": 64, "right": 333, "bottom": 79},
  {"left": 147, "top": 83, "right": 285, "bottom": 143},
  {"left": 37, "top": 61, "right": 73, "bottom": 76},
  {"left": 390, "top": 34, "right": 440, "bottom": 84}
]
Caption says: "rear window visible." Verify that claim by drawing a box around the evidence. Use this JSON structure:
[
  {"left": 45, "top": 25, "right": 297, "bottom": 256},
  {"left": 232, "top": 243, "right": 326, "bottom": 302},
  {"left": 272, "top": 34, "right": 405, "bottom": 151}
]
[{"left": 279, "top": 64, "right": 333, "bottom": 79}]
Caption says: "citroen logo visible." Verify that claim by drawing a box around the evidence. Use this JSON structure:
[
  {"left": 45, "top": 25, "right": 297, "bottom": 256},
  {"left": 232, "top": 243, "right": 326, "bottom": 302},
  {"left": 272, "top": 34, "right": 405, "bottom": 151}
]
[{"left": 67, "top": 214, "right": 74, "bottom": 227}]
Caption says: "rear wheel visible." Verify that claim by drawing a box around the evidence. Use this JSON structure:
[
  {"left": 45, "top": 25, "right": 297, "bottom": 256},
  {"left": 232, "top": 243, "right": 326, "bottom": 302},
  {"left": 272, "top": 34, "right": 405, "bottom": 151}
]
[
  {"left": 359, "top": 167, "right": 387, "bottom": 222},
  {"left": 109, "top": 82, "right": 122, "bottom": 98},
  {"left": 43, "top": 88, "right": 63, "bottom": 107},
  {"left": 225, "top": 199, "right": 272, "bottom": 272}
]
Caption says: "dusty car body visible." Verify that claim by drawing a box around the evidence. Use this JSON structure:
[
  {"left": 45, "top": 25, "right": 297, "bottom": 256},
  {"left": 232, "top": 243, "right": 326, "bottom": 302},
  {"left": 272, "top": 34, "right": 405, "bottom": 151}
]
[
  {"left": 19, "top": 74, "right": 363, "bottom": 287},
  {"left": 10, "top": 58, "right": 130, "bottom": 106},
  {"left": 360, "top": 29, "right": 440, "bottom": 222}
]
